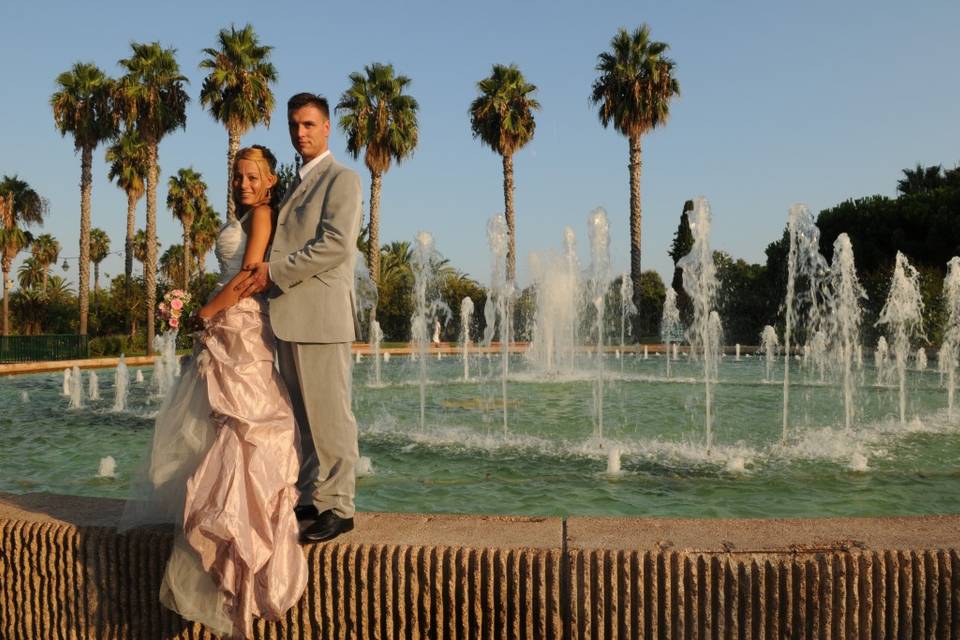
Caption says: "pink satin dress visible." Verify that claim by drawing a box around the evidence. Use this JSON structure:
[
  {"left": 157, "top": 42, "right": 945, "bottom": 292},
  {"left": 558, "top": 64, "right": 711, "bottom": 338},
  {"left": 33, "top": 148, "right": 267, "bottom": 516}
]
[{"left": 156, "top": 213, "right": 307, "bottom": 638}]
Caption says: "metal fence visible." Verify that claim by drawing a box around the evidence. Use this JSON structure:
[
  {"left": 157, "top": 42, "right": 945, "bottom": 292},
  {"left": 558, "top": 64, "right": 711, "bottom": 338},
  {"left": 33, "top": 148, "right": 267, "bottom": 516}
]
[{"left": 0, "top": 335, "right": 89, "bottom": 363}]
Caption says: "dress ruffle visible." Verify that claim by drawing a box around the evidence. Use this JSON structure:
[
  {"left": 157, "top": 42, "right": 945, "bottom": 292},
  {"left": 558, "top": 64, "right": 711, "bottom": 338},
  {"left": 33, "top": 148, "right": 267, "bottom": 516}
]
[{"left": 138, "top": 297, "right": 306, "bottom": 639}]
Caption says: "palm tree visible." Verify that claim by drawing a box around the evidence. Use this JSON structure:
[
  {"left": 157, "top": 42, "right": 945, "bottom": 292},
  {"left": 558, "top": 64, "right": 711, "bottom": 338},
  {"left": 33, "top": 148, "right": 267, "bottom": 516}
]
[
  {"left": 17, "top": 257, "right": 44, "bottom": 290},
  {"left": 105, "top": 128, "right": 149, "bottom": 284},
  {"left": 591, "top": 25, "right": 680, "bottom": 313},
  {"left": 132, "top": 228, "right": 160, "bottom": 276},
  {"left": 51, "top": 62, "right": 117, "bottom": 335},
  {"left": 336, "top": 62, "right": 419, "bottom": 322},
  {"left": 200, "top": 24, "right": 277, "bottom": 222},
  {"left": 31, "top": 233, "right": 61, "bottom": 292},
  {"left": 89, "top": 227, "right": 110, "bottom": 292},
  {"left": 469, "top": 64, "right": 540, "bottom": 283},
  {"left": 0, "top": 176, "right": 46, "bottom": 335},
  {"left": 897, "top": 163, "right": 944, "bottom": 195},
  {"left": 166, "top": 168, "right": 207, "bottom": 289},
  {"left": 159, "top": 244, "right": 190, "bottom": 287},
  {"left": 191, "top": 204, "right": 222, "bottom": 280},
  {"left": 117, "top": 42, "right": 189, "bottom": 354}
]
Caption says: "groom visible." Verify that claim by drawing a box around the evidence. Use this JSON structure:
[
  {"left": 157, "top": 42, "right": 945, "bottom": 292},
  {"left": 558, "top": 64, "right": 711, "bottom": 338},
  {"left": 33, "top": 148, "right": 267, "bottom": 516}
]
[{"left": 237, "top": 92, "right": 362, "bottom": 543}]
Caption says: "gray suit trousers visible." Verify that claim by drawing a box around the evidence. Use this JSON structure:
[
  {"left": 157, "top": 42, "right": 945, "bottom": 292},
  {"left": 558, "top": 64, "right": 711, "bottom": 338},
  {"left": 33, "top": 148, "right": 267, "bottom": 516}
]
[{"left": 276, "top": 339, "right": 357, "bottom": 518}]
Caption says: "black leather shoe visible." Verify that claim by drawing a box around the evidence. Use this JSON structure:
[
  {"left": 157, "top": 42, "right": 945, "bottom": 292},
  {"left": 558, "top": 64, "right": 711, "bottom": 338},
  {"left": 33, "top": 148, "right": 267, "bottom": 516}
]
[
  {"left": 299, "top": 510, "right": 354, "bottom": 543},
  {"left": 294, "top": 504, "right": 319, "bottom": 521}
]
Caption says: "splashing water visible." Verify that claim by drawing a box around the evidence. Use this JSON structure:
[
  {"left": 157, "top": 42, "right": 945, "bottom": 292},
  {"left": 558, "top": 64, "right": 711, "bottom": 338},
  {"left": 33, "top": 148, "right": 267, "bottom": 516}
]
[
  {"left": 939, "top": 257, "right": 960, "bottom": 418},
  {"left": 661, "top": 288, "right": 681, "bottom": 379},
  {"left": 485, "top": 215, "right": 512, "bottom": 433},
  {"left": 460, "top": 297, "right": 474, "bottom": 381},
  {"left": 113, "top": 355, "right": 129, "bottom": 412},
  {"left": 62, "top": 367, "right": 71, "bottom": 396},
  {"left": 527, "top": 238, "right": 580, "bottom": 374},
  {"left": 827, "top": 233, "right": 865, "bottom": 429},
  {"left": 679, "top": 197, "right": 722, "bottom": 451},
  {"left": 587, "top": 208, "right": 611, "bottom": 440},
  {"left": 369, "top": 320, "right": 383, "bottom": 386},
  {"left": 68, "top": 365, "right": 83, "bottom": 409},
  {"left": 782, "top": 204, "right": 830, "bottom": 442},
  {"left": 135, "top": 369, "right": 144, "bottom": 384},
  {"left": 916, "top": 348, "right": 927, "bottom": 373},
  {"left": 875, "top": 337, "right": 890, "bottom": 385},
  {"left": 618, "top": 272, "right": 637, "bottom": 375},
  {"left": 410, "top": 231, "right": 451, "bottom": 430},
  {"left": 759, "top": 325, "right": 779, "bottom": 382},
  {"left": 87, "top": 371, "right": 100, "bottom": 401},
  {"left": 877, "top": 252, "right": 925, "bottom": 424},
  {"left": 97, "top": 456, "right": 116, "bottom": 478}
]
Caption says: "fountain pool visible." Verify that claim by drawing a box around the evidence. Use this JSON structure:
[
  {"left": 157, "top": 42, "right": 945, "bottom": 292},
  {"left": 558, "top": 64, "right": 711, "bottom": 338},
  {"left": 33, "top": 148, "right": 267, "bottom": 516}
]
[{"left": 2, "top": 351, "right": 958, "bottom": 519}]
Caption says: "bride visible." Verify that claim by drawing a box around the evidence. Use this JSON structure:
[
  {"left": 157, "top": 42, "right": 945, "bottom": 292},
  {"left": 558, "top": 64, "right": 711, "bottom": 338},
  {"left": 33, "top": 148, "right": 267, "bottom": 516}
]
[{"left": 122, "top": 145, "right": 307, "bottom": 639}]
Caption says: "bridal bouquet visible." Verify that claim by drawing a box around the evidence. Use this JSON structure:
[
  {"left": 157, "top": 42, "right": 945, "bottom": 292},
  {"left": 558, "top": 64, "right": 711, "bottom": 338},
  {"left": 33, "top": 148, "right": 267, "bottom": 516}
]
[{"left": 158, "top": 289, "right": 192, "bottom": 332}]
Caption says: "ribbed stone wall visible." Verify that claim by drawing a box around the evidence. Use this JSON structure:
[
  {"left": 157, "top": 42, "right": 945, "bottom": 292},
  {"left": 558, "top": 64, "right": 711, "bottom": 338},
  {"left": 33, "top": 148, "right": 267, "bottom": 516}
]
[
  {"left": 1, "top": 494, "right": 959, "bottom": 639},
  {"left": 566, "top": 549, "right": 960, "bottom": 639}
]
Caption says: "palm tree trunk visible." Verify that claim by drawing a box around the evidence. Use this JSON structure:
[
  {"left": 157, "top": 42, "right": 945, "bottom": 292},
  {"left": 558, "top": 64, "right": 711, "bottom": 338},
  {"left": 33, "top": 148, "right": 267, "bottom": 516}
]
[
  {"left": 368, "top": 170, "right": 383, "bottom": 324},
  {"left": 77, "top": 146, "right": 93, "bottom": 335},
  {"left": 182, "top": 217, "right": 192, "bottom": 291},
  {"left": 1, "top": 267, "right": 9, "bottom": 336},
  {"left": 125, "top": 190, "right": 136, "bottom": 282},
  {"left": 226, "top": 127, "right": 241, "bottom": 222},
  {"left": 502, "top": 153, "right": 516, "bottom": 283},
  {"left": 629, "top": 133, "right": 643, "bottom": 317},
  {"left": 145, "top": 143, "right": 159, "bottom": 355},
  {"left": 94, "top": 262, "right": 100, "bottom": 293}
]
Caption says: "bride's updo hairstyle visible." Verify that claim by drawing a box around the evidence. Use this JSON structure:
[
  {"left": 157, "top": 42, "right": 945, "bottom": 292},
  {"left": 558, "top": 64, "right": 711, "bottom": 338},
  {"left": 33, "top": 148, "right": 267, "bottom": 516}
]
[{"left": 232, "top": 145, "right": 281, "bottom": 211}]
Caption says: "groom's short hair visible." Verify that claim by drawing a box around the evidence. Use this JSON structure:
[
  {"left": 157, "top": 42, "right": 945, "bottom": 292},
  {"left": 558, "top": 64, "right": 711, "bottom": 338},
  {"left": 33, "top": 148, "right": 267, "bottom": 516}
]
[{"left": 288, "top": 93, "right": 330, "bottom": 120}]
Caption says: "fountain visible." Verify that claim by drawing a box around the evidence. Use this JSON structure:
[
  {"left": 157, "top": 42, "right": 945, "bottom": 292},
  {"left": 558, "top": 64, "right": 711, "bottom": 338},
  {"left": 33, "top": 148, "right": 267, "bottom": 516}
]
[
  {"left": 68, "top": 365, "right": 82, "bottom": 409},
  {"left": 678, "top": 197, "right": 721, "bottom": 451},
  {"left": 88, "top": 371, "right": 100, "bottom": 401},
  {"left": 735, "top": 344, "right": 741, "bottom": 361},
  {"left": 97, "top": 456, "right": 117, "bottom": 479},
  {"left": 875, "top": 337, "right": 890, "bottom": 385},
  {"left": 369, "top": 320, "right": 383, "bottom": 386},
  {"left": 941, "top": 257, "right": 960, "bottom": 418},
  {"left": 827, "top": 233, "right": 865, "bottom": 429},
  {"left": 606, "top": 447, "right": 622, "bottom": 475},
  {"left": 62, "top": 367, "right": 71, "bottom": 396},
  {"left": 460, "top": 297, "right": 474, "bottom": 381},
  {"left": 618, "top": 272, "right": 636, "bottom": 373},
  {"left": 876, "top": 251, "right": 925, "bottom": 425},
  {"left": 781, "top": 204, "right": 830, "bottom": 442},
  {"left": 152, "top": 331, "right": 179, "bottom": 398},
  {"left": 660, "top": 288, "right": 681, "bottom": 379},
  {"left": 113, "top": 356, "right": 129, "bottom": 412},
  {"left": 916, "top": 348, "right": 927, "bottom": 373},
  {"left": 135, "top": 369, "right": 144, "bottom": 384},
  {"left": 759, "top": 325, "right": 779, "bottom": 382},
  {"left": 484, "top": 215, "right": 512, "bottom": 433},
  {"left": 19, "top": 391, "right": 28, "bottom": 402},
  {"left": 382, "top": 351, "right": 391, "bottom": 363},
  {"left": 527, "top": 232, "right": 580, "bottom": 374},
  {"left": 410, "top": 231, "right": 450, "bottom": 430},
  {"left": 587, "top": 208, "right": 611, "bottom": 440}
]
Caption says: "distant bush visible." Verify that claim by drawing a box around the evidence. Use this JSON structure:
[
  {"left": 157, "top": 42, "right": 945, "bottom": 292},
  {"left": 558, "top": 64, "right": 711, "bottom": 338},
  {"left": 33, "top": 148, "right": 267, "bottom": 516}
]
[{"left": 88, "top": 333, "right": 147, "bottom": 357}]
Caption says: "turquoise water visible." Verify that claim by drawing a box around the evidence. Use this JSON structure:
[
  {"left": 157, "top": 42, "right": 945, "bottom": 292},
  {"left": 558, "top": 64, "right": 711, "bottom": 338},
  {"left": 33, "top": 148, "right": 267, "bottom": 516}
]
[{"left": 2, "top": 352, "right": 959, "bottom": 518}]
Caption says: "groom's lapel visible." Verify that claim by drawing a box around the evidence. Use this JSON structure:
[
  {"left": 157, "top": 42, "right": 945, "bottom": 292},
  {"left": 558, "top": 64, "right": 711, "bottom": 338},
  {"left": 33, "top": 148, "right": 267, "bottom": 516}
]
[{"left": 277, "top": 155, "right": 335, "bottom": 225}]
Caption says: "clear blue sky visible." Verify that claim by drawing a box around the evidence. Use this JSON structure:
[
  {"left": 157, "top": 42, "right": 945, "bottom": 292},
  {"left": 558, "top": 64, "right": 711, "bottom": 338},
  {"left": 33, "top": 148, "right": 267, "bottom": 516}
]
[{"left": 2, "top": 0, "right": 958, "bottom": 290}]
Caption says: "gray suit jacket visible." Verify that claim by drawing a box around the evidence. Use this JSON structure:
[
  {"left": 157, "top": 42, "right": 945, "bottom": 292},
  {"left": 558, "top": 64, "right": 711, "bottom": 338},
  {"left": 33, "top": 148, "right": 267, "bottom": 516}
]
[{"left": 267, "top": 154, "right": 362, "bottom": 343}]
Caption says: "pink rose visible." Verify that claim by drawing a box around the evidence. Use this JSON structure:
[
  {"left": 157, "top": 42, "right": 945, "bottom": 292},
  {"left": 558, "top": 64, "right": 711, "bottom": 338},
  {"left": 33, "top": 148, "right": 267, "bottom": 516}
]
[
  {"left": 158, "top": 302, "right": 167, "bottom": 312},
  {"left": 170, "top": 298, "right": 183, "bottom": 310},
  {"left": 171, "top": 289, "right": 184, "bottom": 297},
  {"left": 169, "top": 317, "right": 179, "bottom": 329}
]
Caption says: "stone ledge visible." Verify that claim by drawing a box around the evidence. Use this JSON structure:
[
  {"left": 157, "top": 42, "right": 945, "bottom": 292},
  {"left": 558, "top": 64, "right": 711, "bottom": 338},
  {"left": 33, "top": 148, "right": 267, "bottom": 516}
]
[{"left": 1, "top": 492, "right": 958, "bottom": 639}]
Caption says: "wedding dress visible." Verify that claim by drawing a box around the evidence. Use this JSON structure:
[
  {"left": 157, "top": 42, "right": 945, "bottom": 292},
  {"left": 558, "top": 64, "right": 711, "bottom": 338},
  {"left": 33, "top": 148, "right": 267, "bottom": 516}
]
[{"left": 122, "top": 211, "right": 307, "bottom": 638}]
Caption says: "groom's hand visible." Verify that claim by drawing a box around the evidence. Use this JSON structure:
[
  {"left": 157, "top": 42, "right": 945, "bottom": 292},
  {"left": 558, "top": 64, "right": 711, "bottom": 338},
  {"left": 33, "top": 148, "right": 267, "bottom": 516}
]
[{"left": 236, "top": 262, "right": 271, "bottom": 298}]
